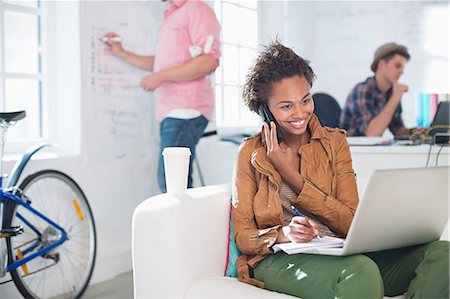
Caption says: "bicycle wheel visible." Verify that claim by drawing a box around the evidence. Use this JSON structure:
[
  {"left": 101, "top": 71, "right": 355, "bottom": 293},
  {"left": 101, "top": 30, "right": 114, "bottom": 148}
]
[{"left": 6, "top": 170, "right": 96, "bottom": 299}]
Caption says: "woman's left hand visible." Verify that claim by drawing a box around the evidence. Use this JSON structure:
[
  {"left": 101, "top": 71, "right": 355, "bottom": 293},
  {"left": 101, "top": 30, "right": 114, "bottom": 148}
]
[{"left": 276, "top": 216, "right": 319, "bottom": 244}]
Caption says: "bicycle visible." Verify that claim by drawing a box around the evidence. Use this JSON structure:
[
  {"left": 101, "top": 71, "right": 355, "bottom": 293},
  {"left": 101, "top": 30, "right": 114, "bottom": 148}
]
[{"left": 0, "top": 111, "right": 97, "bottom": 299}]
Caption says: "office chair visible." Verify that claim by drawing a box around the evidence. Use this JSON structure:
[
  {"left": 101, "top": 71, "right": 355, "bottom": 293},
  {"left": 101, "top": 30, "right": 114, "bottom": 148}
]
[
  {"left": 195, "top": 131, "right": 249, "bottom": 186},
  {"left": 195, "top": 130, "right": 217, "bottom": 186},
  {"left": 312, "top": 92, "right": 342, "bottom": 128}
]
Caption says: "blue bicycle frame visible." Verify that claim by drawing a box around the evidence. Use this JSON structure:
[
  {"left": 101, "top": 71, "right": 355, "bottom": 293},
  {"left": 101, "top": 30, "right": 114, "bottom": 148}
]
[{"left": 1, "top": 144, "right": 68, "bottom": 272}]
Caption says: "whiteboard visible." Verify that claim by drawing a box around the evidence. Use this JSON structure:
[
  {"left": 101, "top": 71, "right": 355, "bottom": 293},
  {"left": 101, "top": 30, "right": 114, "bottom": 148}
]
[{"left": 81, "top": 1, "right": 163, "bottom": 161}]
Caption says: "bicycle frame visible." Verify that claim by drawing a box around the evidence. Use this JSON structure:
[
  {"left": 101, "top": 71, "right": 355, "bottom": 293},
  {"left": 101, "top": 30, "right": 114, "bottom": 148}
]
[
  {"left": 1, "top": 191, "right": 68, "bottom": 272},
  {"left": 1, "top": 143, "right": 68, "bottom": 273}
]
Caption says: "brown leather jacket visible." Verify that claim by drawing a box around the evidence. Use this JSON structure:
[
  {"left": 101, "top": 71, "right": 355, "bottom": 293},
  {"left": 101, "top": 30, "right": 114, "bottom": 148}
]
[{"left": 232, "top": 115, "right": 359, "bottom": 288}]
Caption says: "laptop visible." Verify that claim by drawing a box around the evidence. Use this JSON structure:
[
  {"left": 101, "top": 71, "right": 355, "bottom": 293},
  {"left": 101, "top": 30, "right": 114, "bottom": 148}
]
[
  {"left": 429, "top": 101, "right": 450, "bottom": 137},
  {"left": 394, "top": 101, "right": 449, "bottom": 144},
  {"left": 304, "top": 166, "right": 449, "bottom": 256}
]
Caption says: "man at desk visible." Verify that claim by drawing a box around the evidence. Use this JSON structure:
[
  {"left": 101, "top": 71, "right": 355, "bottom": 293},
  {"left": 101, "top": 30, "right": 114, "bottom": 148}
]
[{"left": 340, "top": 42, "right": 421, "bottom": 137}]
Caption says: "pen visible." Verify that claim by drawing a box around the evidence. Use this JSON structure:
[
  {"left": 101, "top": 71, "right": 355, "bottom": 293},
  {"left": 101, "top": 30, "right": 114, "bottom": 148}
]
[
  {"left": 101, "top": 36, "right": 123, "bottom": 43},
  {"left": 291, "top": 205, "right": 303, "bottom": 217},
  {"left": 291, "top": 205, "right": 321, "bottom": 240}
]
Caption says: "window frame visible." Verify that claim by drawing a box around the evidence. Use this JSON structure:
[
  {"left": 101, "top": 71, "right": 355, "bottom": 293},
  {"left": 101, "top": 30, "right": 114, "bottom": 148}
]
[
  {"left": 0, "top": 0, "right": 72, "bottom": 160},
  {"left": 213, "top": 0, "right": 260, "bottom": 136},
  {"left": 0, "top": 0, "right": 51, "bottom": 153}
]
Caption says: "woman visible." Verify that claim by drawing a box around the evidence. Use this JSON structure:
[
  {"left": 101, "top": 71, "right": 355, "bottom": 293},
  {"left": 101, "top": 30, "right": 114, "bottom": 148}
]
[{"left": 232, "top": 41, "right": 449, "bottom": 299}]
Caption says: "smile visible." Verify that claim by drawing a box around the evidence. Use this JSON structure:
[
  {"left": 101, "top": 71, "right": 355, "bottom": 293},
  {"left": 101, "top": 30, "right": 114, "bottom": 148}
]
[{"left": 288, "top": 118, "right": 307, "bottom": 128}]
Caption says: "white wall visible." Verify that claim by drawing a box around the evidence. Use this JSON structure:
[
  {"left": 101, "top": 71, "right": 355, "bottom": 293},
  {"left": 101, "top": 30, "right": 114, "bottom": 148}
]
[
  {"left": 284, "top": 1, "right": 449, "bottom": 128},
  {"left": 258, "top": 1, "right": 285, "bottom": 45},
  {"left": 1, "top": 3, "right": 159, "bottom": 296}
]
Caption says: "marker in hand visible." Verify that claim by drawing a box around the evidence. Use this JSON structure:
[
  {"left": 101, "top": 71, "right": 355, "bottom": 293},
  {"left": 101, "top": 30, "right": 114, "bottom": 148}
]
[
  {"left": 291, "top": 205, "right": 321, "bottom": 240},
  {"left": 101, "top": 36, "right": 123, "bottom": 43}
]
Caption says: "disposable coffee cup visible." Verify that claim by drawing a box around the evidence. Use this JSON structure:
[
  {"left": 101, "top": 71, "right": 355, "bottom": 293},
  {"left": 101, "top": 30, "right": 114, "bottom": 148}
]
[{"left": 162, "top": 147, "right": 191, "bottom": 195}]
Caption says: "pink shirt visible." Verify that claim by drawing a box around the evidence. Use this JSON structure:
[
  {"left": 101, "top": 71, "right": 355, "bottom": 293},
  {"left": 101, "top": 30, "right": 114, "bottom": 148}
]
[{"left": 153, "top": 0, "right": 221, "bottom": 122}]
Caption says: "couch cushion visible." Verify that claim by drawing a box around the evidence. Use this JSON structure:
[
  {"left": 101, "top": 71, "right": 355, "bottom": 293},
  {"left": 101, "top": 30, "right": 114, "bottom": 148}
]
[
  {"left": 225, "top": 200, "right": 241, "bottom": 277},
  {"left": 185, "top": 277, "right": 297, "bottom": 298}
]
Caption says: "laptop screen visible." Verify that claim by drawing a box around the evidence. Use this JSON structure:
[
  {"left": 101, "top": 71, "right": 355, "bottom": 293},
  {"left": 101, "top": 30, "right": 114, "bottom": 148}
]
[{"left": 429, "top": 101, "right": 449, "bottom": 136}]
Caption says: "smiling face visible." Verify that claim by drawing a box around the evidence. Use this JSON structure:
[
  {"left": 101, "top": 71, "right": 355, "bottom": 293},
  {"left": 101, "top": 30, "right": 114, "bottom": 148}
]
[
  {"left": 267, "top": 75, "right": 314, "bottom": 140},
  {"left": 378, "top": 54, "right": 407, "bottom": 85}
]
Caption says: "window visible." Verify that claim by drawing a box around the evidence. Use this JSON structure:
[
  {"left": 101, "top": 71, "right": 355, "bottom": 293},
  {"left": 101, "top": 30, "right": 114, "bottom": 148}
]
[
  {"left": 0, "top": 0, "right": 44, "bottom": 142},
  {"left": 214, "top": 0, "right": 260, "bottom": 133}
]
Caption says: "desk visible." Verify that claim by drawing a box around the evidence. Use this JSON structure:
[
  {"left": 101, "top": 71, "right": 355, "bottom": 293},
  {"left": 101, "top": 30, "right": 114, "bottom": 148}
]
[
  {"left": 350, "top": 144, "right": 449, "bottom": 240},
  {"left": 350, "top": 144, "right": 450, "bottom": 191}
]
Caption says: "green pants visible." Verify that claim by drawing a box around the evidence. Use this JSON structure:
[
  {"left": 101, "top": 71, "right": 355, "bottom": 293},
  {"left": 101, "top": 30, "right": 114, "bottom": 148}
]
[{"left": 254, "top": 240, "right": 449, "bottom": 299}]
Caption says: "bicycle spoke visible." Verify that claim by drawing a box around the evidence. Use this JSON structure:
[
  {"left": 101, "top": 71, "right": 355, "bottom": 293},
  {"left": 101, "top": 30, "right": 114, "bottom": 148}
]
[{"left": 7, "top": 170, "right": 96, "bottom": 299}]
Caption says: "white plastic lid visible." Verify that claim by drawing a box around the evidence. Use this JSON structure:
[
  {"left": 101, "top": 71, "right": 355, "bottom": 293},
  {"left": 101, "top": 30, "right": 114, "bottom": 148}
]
[{"left": 162, "top": 147, "right": 191, "bottom": 156}]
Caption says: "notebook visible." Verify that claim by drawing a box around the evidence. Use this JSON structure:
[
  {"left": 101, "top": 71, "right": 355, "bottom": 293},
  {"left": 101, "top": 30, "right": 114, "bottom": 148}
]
[
  {"left": 277, "top": 166, "right": 449, "bottom": 256},
  {"left": 272, "top": 236, "right": 344, "bottom": 254}
]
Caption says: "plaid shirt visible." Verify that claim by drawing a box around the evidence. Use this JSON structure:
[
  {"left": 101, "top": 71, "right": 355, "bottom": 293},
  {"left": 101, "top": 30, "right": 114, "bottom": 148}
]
[{"left": 339, "top": 76, "right": 404, "bottom": 136}]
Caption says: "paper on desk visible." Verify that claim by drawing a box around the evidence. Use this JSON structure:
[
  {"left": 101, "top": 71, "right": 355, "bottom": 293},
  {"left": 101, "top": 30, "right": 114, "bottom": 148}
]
[
  {"left": 346, "top": 137, "right": 392, "bottom": 146},
  {"left": 272, "top": 236, "right": 345, "bottom": 254}
]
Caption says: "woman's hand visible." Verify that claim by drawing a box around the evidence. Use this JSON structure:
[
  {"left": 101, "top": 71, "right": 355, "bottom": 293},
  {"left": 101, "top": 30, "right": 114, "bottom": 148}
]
[
  {"left": 263, "top": 122, "right": 298, "bottom": 176},
  {"left": 277, "top": 216, "right": 319, "bottom": 244},
  {"left": 263, "top": 121, "right": 304, "bottom": 193}
]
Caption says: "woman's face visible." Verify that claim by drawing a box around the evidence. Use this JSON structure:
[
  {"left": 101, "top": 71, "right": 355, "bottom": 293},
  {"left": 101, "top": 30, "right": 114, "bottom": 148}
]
[{"left": 267, "top": 75, "right": 314, "bottom": 139}]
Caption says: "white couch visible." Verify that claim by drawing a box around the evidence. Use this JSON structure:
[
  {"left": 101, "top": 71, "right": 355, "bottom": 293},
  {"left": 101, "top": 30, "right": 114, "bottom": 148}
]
[{"left": 132, "top": 184, "right": 406, "bottom": 299}]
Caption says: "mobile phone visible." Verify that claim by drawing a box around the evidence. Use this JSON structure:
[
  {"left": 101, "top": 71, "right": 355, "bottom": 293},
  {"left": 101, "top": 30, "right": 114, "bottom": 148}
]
[{"left": 259, "top": 103, "right": 283, "bottom": 143}]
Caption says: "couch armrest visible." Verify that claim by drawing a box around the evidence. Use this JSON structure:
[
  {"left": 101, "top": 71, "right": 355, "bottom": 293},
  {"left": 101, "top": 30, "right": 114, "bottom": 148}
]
[{"left": 132, "top": 183, "right": 231, "bottom": 298}]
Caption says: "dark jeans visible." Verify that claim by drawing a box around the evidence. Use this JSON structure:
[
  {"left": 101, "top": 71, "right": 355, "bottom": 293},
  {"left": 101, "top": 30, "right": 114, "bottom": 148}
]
[
  {"left": 254, "top": 240, "right": 449, "bottom": 299},
  {"left": 157, "top": 115, "right": 208, "bottom": 193}
]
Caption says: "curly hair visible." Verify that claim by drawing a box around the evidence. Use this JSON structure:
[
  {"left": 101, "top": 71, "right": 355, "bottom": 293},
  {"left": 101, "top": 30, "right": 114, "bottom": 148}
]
[{"left": 242, "top": 41, "right": 316, "bottom": 113}]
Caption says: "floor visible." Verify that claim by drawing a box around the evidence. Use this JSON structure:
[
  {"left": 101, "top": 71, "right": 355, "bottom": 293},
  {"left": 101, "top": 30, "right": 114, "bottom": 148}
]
[
  {"left": 0, "top": 271, "right": 134, "bottom": 299},
  {"left": 83, "top": 271, "right": 133, "bottom": 299}
]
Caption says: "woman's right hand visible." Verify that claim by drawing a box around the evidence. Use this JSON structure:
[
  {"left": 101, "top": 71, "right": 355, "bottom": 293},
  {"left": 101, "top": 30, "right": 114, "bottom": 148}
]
[
  {"left": 103, "top": 32, "right": 126, "bottom": 58},
  {"left": 262, "top": 121, "right": 305, "bottom": 193},
  {"left": 278, "top": 216, "right": 319, "bottom": 243},
  {"left": 263, "top": 122, "right": 298, "bottom": 176}
]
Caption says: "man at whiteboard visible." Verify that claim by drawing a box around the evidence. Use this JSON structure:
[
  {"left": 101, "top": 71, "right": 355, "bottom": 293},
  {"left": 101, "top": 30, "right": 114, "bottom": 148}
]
[
  {"left": 339, "top": 42, "right": 422, "bottom": 137},
  {"left": 104, "top": 0, "right": 220, "bottom": 193}
]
